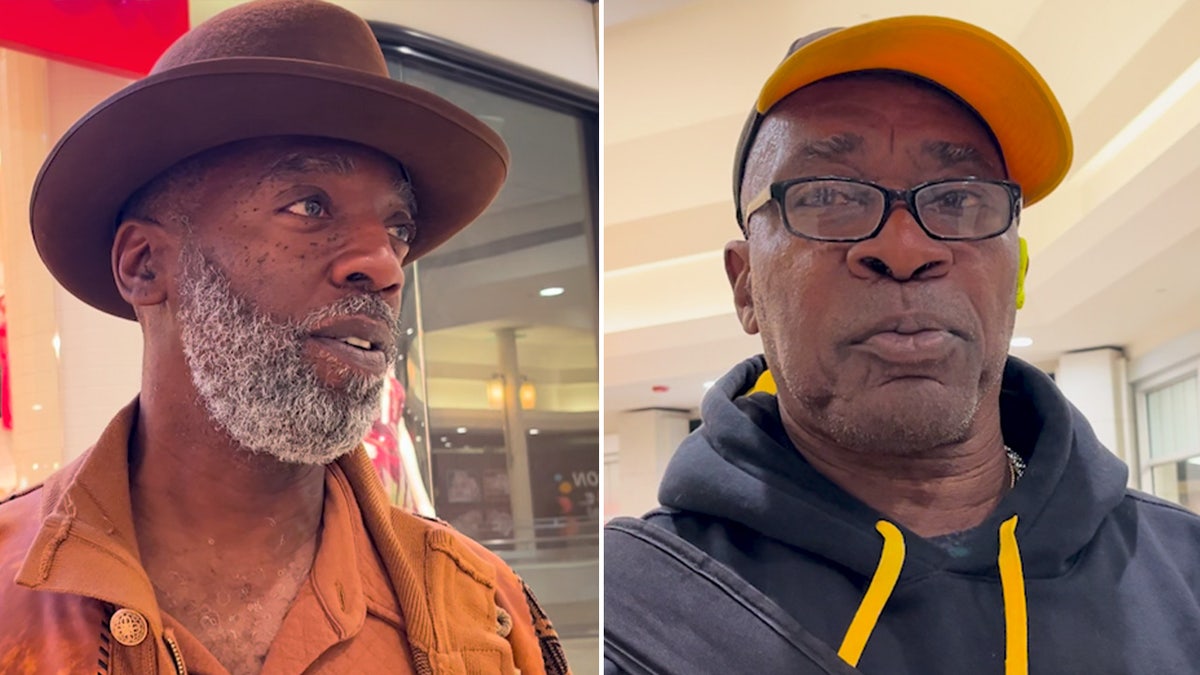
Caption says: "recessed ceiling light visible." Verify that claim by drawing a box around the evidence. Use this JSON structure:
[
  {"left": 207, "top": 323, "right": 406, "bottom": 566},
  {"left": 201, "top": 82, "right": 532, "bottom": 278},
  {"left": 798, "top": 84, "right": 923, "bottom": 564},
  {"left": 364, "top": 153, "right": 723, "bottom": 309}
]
[
  {"left": 528, "top": 428, "right": 540, "bottom": 435},
  {"left": 1010, "top": 336, "right": 1034, "bottom": 348},
  {"left": 456, "top": 427, "right": 468, "bottom": 434},
  {"left": 539, "top": 286, "right": 565, "bottom": 297}
]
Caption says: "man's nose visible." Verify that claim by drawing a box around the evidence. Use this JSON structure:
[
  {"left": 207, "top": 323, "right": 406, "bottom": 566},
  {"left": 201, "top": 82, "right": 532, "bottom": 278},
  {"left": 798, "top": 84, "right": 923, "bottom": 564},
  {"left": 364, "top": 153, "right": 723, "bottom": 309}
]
[
  {"left": 329, "top": 217, "right": 407, "bottom": 306},
  {"left": 846, "top": 206, "right": 952, "bottom": 281}
]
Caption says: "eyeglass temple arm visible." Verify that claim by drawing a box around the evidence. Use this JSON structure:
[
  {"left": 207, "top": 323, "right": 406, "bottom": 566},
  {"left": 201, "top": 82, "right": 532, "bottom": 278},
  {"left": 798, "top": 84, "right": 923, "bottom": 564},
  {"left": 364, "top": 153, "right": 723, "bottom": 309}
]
[{"left": 742, "top": 187, "right": 772, "bottom": 223}]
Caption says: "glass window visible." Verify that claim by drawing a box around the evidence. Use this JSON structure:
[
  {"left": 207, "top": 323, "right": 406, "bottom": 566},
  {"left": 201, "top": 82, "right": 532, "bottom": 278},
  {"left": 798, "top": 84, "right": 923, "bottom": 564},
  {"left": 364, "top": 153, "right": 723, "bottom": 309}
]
[
  {"left": 1141, "top": 372, "right": 1200, "bottom": 510},
  {"left": 1147, "top": 375, "right": 1199, "bottom": 460},
  {"left": 369, "top": 24, "right": 599, "bottom": 655}
]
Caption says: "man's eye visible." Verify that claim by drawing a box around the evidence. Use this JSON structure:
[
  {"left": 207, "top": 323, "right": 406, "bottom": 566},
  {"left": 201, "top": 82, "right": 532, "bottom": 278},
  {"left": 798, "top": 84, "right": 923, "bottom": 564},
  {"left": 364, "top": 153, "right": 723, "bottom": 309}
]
[
  {"left": 388, "top": 223, "right": 417, "bottom": 244},
  {"left": 792, "top": 187, "right": 867, "bottom": 208},
  {"left": 930, "top": 191, "right": 979, "bottom": 211},
  {"left": 284, "top": 198, "right": 327, "bottom": 218}
]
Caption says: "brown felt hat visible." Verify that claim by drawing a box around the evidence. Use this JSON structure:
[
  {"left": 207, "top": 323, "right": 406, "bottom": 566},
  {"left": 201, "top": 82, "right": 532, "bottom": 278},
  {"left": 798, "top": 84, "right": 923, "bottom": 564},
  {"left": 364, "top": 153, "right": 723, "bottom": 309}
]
[{"left": 31, "top": 0, "right": 509, "bottom": 320}]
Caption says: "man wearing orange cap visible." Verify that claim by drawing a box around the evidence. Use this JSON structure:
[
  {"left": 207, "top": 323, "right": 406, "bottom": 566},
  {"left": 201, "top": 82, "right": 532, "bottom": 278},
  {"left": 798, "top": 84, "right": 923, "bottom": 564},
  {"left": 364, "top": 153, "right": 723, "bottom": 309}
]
[
  {"left": 605, "top": 17, "right": 1200, "bottom": 675},
  {"left": 0, "top": 1, "right": 568, "bottom": 673}
]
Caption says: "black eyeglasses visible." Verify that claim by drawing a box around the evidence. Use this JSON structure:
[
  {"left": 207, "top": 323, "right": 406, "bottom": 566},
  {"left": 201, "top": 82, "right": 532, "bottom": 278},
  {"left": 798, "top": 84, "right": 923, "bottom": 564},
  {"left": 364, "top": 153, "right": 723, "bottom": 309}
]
[{"left": 741, "top": 176, "right": 1022, "bottom": 242}]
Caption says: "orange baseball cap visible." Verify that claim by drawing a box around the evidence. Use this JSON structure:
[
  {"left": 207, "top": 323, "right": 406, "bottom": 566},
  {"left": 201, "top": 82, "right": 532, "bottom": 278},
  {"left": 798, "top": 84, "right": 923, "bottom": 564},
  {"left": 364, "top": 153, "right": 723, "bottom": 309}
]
[{"left": 733, "top": 16, "right": 1073, "bottom": 229}]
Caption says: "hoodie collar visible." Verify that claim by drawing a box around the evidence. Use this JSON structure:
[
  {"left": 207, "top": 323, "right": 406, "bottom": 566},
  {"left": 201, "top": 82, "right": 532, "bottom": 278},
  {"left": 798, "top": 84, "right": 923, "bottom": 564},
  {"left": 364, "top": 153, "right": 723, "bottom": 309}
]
[{"left": 659, "top": 355, "right": 1129, "bottom": 579}]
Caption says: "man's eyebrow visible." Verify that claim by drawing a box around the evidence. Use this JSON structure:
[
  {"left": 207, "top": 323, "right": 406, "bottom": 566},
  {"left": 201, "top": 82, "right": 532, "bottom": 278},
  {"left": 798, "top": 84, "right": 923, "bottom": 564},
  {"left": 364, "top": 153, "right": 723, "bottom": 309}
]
[
  {"left": 921, "top": 140, "right": 998, "bottom": 172},
  {"left": 801, "top": 133, "right": 864, "bottom": 160},
  {"left": 263, "top": 152, "right": 418, "bottom": 215}
]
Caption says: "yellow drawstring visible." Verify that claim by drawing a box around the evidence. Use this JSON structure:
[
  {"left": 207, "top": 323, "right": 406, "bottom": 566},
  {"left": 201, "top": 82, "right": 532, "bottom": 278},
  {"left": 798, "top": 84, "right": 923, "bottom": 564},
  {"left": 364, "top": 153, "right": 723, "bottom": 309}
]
[
  {"left": 838, "top": 517, "right": 1029, "bottom": 672},
  {"left": 999, "top": 515, "right": 1028, "bottom": 675},
  {"left": 748, "top": 369, "right": 777, "bottom": 395},
  {"left": 838, "top": 520, "right": 905, "bottom": 667}
]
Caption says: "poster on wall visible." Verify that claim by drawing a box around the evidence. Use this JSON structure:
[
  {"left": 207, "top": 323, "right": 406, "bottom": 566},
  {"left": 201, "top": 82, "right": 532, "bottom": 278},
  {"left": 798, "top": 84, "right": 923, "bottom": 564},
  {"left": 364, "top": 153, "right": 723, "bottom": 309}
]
[
  {"left": 432, "top": 451, "right": 514, "bottom": 543},
  {"left": 528, "top": 432, "right": 599, "bottom": 540}
]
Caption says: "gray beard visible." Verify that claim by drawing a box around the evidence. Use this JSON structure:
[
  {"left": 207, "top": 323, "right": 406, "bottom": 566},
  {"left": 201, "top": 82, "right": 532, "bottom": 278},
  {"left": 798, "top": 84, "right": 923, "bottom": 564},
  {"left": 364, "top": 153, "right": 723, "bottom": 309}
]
[{"left": 176, "top": 242, "right": 398, "bottom": 465}]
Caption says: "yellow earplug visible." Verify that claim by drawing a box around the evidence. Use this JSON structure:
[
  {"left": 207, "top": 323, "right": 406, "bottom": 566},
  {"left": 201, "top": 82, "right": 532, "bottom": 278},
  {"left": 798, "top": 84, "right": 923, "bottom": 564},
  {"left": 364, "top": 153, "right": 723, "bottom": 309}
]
[{"left": 1016, "top": 236, "right": 1029, "bottom": 310}]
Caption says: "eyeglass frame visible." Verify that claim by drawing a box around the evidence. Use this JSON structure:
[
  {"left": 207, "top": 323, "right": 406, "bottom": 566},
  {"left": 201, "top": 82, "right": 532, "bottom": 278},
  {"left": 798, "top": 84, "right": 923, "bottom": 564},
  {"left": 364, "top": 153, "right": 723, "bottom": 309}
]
[{"left": 740, "top": 176, "right": 1023, "bottom": 243}]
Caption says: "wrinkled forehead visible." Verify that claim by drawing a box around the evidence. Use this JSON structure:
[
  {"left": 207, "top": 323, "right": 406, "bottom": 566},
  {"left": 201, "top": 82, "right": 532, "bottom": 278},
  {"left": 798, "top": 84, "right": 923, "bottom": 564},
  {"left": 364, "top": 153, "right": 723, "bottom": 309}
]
[
  {"left": 206, "top": 136, "right": 411, "bottom": 188},
  {"left": 743, "top": 71, "right": 1007, "bottom": 188}
]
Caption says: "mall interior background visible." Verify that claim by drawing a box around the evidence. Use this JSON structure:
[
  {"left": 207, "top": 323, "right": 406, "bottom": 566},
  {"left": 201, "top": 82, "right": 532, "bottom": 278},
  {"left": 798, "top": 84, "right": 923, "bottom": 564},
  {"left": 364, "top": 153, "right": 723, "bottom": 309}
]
[
  {"left": 0, "top": 0, "right": 599, "bottom": 671},
  {"left": 604, "top": 0, "right": 1200, "bottom": 520}
]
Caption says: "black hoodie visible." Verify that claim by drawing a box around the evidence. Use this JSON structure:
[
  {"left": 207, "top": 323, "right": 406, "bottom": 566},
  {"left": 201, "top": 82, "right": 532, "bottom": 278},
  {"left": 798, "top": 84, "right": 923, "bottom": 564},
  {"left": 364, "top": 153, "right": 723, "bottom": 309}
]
[{"left": 604, "top": 355, "right": 1200, "bottom": 674}]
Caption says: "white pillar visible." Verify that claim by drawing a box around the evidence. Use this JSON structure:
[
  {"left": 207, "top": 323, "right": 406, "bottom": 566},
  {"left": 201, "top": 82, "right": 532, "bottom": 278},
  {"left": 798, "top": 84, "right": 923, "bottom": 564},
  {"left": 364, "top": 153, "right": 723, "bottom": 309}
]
[
  {"left": 1055, "top": 347, "right": 1133, "bottom": 474},
  {"left": 495, "top": 328, "right": 536, "bottom": 548},
  {"left": 611, "top": 408, "right": 690, "bottom": 517}
]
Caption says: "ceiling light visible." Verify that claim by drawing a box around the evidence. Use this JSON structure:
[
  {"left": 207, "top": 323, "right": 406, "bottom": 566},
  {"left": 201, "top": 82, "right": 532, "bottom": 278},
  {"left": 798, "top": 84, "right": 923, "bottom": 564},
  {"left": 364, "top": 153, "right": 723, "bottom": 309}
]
[
  {"left": 529, "top": 428, "right": 540, "bottom": 435},
  {"left": 539, "top": 286, "right": 565, "bottom": 297},
  {"left": 1010, "top": 336, "right": 1033, "bottom": 348},
  {"left": 456, "top": 427, "right": 468, "bottom": 434}
]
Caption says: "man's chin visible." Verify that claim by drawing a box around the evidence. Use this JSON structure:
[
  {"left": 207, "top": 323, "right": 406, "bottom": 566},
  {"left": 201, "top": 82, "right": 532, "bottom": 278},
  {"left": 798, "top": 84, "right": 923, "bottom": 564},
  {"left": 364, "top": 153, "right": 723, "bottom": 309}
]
[
  {"left": 220, "top": 401, "right": 379, "bottom": 468},
  {"left": 818, "top": 388, "right": 979, "bottom": 456}
]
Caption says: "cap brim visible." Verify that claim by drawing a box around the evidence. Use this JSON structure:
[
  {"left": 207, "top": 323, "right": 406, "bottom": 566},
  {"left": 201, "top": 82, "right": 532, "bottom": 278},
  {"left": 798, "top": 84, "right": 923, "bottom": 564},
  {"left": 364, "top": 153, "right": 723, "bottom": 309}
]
[
  {"left": 758, "top": 16, "right": 1071, "bottom": 206},
  {"left": 31, "top": 57, "right": 509, "bottom": 320}
]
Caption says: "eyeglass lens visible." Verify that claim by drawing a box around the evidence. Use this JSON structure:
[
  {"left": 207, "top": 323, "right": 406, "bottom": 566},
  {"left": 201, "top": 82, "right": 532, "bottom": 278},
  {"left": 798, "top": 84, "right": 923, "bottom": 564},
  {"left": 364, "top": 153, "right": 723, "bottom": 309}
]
[{"left": 783, "top": 179, "right": 1012, "bottom": 240}]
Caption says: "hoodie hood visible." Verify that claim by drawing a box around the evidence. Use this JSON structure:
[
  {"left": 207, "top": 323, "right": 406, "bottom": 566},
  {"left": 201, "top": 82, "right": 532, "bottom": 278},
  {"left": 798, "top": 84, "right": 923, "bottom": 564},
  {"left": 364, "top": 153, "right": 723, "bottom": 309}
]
[{"left": 658, "top": 354, "right": 1129, "bottom": 581}]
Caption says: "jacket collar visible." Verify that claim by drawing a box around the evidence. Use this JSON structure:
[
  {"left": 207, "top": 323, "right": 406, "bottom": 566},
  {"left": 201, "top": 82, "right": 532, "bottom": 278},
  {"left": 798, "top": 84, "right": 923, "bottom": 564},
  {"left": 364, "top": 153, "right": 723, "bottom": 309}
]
[{"left": 15, "top": 400, "right": 159, "bottom": 624}]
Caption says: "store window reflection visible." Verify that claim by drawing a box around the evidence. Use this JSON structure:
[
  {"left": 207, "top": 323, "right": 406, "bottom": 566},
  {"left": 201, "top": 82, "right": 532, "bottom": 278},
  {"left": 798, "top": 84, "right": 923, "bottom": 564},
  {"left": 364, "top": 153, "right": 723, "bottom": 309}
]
[{"left": 367, "top": 23, "right": 599, "bottom": 648}]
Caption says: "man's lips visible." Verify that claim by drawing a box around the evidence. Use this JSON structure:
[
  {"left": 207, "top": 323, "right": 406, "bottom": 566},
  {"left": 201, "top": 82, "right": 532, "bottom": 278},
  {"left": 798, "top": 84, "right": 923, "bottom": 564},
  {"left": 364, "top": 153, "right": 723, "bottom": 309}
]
[
  {"left": 307, "top": 314, "right": 398, "bottom": 376},
  {"left": 309, "top": 336, "right": 390, "bottom": 376},
  {"left": 857, "top": 329, "right": 956, "bottom": 362},
  {"left": 849, "top": 314, "right": 965, "bottom": 364},
  {"left": 309, "top": 316, "right": 396, "bottom": 354}
]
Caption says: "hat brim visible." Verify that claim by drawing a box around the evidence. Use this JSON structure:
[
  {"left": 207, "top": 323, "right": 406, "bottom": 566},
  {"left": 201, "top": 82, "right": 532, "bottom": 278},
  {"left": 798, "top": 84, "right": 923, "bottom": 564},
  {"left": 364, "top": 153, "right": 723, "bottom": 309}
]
[
  {"left": 757, "top": 16, "right": 1072, "bottom": 206},
  {"left": 31, "top": 57, "right": 509, "bottom": 320}
]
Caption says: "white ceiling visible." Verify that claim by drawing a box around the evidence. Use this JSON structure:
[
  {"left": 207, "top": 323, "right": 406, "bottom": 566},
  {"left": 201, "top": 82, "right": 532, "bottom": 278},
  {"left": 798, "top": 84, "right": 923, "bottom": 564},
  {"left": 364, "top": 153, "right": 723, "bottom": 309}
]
[{"left": 604, "top": 0, "right": 1200, "bottom": 414}]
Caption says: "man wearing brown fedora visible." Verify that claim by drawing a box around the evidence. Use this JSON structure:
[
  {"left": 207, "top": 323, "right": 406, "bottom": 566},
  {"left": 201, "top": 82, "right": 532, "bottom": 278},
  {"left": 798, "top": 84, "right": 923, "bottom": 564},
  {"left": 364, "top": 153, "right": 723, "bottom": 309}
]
[
  {"left": 0, "top": 1, "right": 569, "bottom": 674},
  {"left": 605, "top": 15, "right": 1200, "bottom": 675}
]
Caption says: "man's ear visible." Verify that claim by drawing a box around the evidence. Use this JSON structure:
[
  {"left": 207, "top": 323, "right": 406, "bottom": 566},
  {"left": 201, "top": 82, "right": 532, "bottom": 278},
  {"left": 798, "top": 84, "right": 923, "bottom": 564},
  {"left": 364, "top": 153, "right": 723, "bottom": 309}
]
[
  {"left": 1015, "top": 236, "right": 1029, "bottom": 310},
  {"left": 725, "top": 239, "right": 759, "bottom": 335},
  {"left": 113, "top": 219, "right": 171, "bottom": 309}
]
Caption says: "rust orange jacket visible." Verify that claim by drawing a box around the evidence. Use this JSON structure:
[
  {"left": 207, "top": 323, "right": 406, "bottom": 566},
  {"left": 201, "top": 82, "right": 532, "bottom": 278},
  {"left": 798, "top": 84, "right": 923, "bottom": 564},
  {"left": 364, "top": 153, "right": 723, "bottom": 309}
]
[{"left": 0, "top": 401, "right": 570, "bottom": 674}]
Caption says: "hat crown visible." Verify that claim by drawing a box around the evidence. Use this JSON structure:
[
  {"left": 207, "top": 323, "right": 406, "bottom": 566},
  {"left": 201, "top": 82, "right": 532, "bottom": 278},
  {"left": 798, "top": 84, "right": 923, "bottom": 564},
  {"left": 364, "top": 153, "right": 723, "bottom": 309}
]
[{"left": 153, "top": 0, "right": 388, "bottom": 77}]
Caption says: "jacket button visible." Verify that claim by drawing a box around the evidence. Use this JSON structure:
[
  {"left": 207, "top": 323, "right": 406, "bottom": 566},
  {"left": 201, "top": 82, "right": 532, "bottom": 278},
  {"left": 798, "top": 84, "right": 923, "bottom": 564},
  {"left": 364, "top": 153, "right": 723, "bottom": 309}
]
[{"left": 110, "top": 608, "right": 148, "bottom": 646}]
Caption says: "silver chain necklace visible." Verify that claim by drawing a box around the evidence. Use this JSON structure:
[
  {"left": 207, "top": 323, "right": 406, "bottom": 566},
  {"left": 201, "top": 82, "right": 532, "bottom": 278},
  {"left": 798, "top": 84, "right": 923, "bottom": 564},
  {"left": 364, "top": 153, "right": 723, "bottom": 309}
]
[{"left": 1005, "top": 445, "right": 1026, "bottom": 488}]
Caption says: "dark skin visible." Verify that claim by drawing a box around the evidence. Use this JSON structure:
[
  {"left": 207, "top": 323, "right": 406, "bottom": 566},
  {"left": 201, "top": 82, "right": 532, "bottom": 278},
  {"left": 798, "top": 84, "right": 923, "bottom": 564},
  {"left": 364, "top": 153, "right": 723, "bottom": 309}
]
[
  {"left": 112, "top": 136, "right": 412, "bottom": 673},
  {"left": 725, "top": 75, "right": 1020, "bottom": 537}
]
